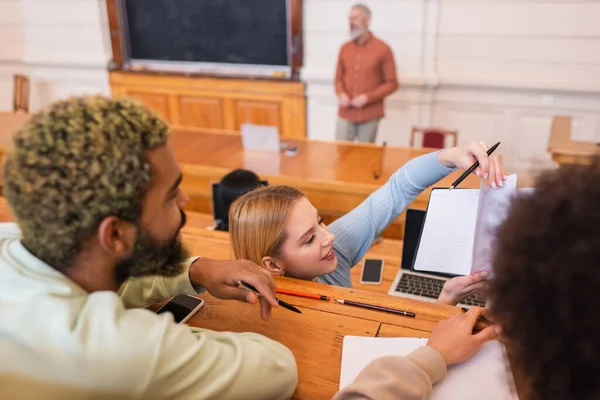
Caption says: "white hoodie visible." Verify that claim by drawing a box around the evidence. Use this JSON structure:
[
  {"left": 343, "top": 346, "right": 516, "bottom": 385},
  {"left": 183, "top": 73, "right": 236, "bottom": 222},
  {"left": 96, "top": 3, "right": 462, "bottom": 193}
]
[{"left": 0, "top": 223, "right": 297, "bottom": 400}]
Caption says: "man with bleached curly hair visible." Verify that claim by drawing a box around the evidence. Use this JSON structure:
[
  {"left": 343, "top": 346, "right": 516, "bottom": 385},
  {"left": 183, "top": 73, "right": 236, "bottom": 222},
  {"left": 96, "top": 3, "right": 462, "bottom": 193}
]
[{"left": 0, "top": 96, "right": 297, "bottom": 399}]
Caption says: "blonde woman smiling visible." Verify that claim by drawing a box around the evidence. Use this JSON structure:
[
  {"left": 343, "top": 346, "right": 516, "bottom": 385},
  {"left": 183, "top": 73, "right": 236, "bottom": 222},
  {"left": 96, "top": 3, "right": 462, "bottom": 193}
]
[{"left": 230, "top": 142, "right": 505, "bottom": 305}]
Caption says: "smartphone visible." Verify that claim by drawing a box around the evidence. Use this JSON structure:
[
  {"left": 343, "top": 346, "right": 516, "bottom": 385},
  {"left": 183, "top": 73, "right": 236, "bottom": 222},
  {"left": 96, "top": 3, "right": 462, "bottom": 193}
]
[
  {"left": 360, "top": 258, "right": 384, "bottom": 284},
  {"left": 156, "top": 294, "right": 204, "bottom": 324}
]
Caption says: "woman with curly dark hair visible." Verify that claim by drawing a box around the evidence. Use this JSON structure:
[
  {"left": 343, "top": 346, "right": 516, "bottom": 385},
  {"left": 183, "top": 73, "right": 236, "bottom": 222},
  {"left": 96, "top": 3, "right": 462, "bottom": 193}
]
[
  {"left": 335, "top": 159, "right": 600, "bottom": 400},
  {"left": 489, "top": 159, "right": 600, "bottom": 400}
]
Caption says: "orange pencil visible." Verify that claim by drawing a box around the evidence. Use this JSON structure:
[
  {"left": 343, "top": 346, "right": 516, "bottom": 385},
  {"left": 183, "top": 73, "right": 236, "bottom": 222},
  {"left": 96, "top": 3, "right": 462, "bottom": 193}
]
[{"left": 276, "top": 288, "right": 330, "bottom": 301}]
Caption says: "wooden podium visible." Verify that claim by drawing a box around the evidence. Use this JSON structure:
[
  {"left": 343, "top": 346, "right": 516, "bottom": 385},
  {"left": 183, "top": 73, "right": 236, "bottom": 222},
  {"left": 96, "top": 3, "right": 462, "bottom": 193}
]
[{"left": 109, "top": 72, "right": 307, "bottom": 139}]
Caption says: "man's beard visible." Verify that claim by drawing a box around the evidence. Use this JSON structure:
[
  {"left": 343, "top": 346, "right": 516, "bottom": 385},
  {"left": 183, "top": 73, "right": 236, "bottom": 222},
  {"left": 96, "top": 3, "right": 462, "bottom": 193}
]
[
  {"left": 350, "top": 26, "right": 366, "bottom": 41},
  {"left": 114, "top": 210, "right": 189, "bottom": 285}
]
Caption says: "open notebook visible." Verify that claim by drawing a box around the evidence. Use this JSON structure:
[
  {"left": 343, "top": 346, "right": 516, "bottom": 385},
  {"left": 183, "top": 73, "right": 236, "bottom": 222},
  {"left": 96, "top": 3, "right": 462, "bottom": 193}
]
[
  {"left": 339, "top": 336, "right": 518, "bottom": 399},
  {"left": 412, "top": 174, "right": 529, "bottom": 277}
]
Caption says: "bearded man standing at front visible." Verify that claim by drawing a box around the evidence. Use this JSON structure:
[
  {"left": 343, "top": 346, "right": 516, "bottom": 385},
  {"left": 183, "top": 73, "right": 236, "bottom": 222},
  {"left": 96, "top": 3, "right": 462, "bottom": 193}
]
[{"left": 334, "top": 3, "right": 398, "bottom": 143}]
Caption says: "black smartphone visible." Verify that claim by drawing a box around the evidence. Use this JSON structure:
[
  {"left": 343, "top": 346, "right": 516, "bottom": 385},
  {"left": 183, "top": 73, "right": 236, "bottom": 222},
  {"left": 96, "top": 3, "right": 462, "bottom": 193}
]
[
  {"left": 156, "top": 294, "right": 204, "bottom": 324},
  {"left": 360, "top": 259, "right": 384, "bottom": 284}
]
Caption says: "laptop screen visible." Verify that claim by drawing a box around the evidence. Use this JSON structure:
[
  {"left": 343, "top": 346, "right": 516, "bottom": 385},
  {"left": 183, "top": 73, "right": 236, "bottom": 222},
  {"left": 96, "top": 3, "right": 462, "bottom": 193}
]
[
  {"left": 211, "top": 183, "right": 226, "bottom": 222},
  {"left": 401, "top": 209, "right": 425, "bottom": 270}
]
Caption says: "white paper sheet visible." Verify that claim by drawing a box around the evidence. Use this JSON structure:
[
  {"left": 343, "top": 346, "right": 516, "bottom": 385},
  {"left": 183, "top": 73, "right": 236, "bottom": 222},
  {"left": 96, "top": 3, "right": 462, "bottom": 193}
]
[
  {"left": 240, "top": 123, "right": 281, "bottom": 152},
  {"left": 412, "top": 189, "right": 479, "bottom": 276},
  {"left": 339, "top": 336, "right": 518, "bottom": 400}
]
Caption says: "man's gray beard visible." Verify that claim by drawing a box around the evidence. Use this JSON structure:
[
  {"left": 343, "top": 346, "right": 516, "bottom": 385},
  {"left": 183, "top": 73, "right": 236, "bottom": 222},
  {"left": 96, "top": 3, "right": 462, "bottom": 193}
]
[{"left": 350, "top": 27, "right": 366, "bottom": 41}]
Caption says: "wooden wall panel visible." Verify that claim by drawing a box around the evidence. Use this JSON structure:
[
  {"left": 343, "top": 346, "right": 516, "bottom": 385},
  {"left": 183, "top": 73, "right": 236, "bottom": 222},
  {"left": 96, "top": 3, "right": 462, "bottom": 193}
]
[
  {"left": 234, "top": 101, "right": 281, "bottom": 132},
  {"left": 178, "top": 96, "right": 224, "bottom": 129},
  {"left": 127, "top": 92, "right": 171, "bottom": 122},
  {"left": 109, "top": 72, "right": 306, "bottom": 138}
]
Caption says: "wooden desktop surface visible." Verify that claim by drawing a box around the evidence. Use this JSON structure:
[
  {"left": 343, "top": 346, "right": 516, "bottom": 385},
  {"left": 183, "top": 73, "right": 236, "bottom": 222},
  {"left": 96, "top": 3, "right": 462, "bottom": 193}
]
[{"left": 170, "top": 129, "right": 480, "bottom": 240}]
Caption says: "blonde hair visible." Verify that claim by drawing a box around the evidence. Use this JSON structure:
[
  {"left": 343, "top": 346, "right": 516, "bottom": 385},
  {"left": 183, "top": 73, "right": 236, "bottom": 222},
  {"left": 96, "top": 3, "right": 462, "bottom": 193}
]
[{"left": 229, "top": 185, "right": 305, "bottom": 266}]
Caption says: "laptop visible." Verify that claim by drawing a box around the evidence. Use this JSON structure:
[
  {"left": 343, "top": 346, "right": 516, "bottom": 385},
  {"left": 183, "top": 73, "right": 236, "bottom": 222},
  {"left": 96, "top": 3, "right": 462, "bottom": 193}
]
[
  {"left": 211, "top": 183, "right": 227, "bottom": 227},
  {"left": 387, "top": 208, "right": 486, "bottom": 307}
]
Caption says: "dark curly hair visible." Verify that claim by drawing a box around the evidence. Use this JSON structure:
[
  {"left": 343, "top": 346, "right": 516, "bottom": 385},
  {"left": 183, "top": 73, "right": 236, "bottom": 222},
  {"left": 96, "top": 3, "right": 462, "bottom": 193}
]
[
  {"left": 490, "top": 159, "right": 600, "bottom": 400},
  {"left": 3, "top": 95, "right": 168, "bottom": 270}
]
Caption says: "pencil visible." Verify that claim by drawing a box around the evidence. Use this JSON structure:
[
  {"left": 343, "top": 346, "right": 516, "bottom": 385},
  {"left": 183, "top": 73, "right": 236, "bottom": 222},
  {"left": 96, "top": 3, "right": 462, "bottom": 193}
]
[
  {"left": 238, "top": 281, "right": 302, "bottom": 314},
  {"left": 276, "top": 288, "right": 330, "bottom": 301},
  {"left": 461, "top": 307, "right": 493, "bottom": 332},
  {"left": 336, "top": 299, "right": 415, "bottom": 318},
  {"left": 449, "top": 142, "right": 500, "bottom": 190}
]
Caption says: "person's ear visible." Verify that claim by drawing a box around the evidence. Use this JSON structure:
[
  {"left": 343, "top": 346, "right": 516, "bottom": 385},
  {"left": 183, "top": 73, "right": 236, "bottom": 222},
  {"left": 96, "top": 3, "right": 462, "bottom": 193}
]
[
  {"left": 96, "top": 217, "right": 136, "bottom": 256},
  {"left": 262, "top": 256, "right": 284, "bottom": 276}
]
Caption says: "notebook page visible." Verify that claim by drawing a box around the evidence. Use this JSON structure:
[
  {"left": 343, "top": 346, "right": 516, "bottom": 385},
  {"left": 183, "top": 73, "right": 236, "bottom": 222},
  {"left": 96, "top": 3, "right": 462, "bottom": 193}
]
[
  {"left": 339, "top": 336, "right": 426, "bottom": 389},
  {"left": 339, "top": 336, "right": 517, "bottom": 400},
  {"left": 431, "top": 340, "right": 518, "bottom": 400},
  {"left": 412, "top": 189, "right": 480, "bottom": 276},
  {"left": 471, "top": 174, "right": 518, "bottom": 276}
]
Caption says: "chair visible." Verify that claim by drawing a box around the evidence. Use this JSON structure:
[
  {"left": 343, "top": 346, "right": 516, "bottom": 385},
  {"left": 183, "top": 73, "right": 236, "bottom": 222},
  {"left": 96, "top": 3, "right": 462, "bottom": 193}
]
[
  {"left": 13, "top": 74, "right": 30, "bottom": 113},
  {"left": 410, "top": 126, "right": 458, "bottom": 149}
]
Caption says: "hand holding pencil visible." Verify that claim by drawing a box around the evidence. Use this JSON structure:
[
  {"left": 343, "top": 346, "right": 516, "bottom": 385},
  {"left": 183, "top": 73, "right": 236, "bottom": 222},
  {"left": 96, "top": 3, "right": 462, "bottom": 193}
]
[
  {"left": 427, "top": 307, "right": 501, "bottom": 366},
  {"left": 438, "top": 141, "right": 505, "bottom": 189}
]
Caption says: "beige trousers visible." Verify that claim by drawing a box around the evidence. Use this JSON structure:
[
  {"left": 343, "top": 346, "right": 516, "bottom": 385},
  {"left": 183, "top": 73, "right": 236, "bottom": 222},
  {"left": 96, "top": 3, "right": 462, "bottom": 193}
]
[{"left": 335, "top": 117, "right": 380, "bottom": 143}]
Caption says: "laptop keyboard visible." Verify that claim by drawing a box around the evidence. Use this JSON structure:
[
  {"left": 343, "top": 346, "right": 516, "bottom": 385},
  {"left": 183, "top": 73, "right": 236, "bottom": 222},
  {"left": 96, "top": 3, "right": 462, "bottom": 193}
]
[{"left": 395, "top": 273, "right": 486, "bottom": 307}]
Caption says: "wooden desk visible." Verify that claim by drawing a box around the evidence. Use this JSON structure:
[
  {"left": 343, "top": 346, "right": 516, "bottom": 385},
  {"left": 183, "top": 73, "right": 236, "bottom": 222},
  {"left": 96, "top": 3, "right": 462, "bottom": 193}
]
[
  {"left": 170, "top": 130, "right": 480, "bottom": 240},
  {"left": 0, "top": 118, "right": 477, "bottom": 240},
  {"left": 548, "top": 115, "right": 600, "bottom": 165},
  {"left": 190, "top": 277, "right": 460, "bottom": 400}
]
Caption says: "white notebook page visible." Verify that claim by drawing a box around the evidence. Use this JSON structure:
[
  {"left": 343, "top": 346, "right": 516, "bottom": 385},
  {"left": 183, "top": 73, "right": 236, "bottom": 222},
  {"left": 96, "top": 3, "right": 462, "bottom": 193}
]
[
  {"left": 339, "top": 336, "right": 518, "bottom": 400},
  {"left": 412, "top": 189, "right": 479, "bottom": 276},
  {"left": 471, "top": 174, "right": 518, "bottom": 275}
]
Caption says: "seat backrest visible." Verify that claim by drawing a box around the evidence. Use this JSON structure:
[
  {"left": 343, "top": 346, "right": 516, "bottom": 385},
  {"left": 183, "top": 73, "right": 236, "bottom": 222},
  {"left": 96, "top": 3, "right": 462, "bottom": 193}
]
[
  {"left": 410, "top": 126, "right": 458, "bottom": 149},
  {"left": 422, "top": 130, "right": 446, "bottom": 149}
]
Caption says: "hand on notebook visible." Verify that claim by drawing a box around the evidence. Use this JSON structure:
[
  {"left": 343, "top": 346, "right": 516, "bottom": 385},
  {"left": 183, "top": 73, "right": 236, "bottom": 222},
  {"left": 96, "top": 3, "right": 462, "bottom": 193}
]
[
  {"left": 427, "top": 307, "right": 501, "bottom": 366},
  {"left": 437, "top": 271, "right": 489, "bottom": 306},
  {"left": 189, "top": 258, "right": 279, "bottom": 320},
  {"left": 438, "top": 141, "right": 505, "bottom": 188}
]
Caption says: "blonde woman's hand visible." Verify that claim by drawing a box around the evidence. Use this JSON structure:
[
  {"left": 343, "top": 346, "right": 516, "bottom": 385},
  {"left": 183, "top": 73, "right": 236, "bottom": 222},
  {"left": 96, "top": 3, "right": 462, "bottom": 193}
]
[
  {"left": 437, "top": 270, "right": 489, "bottom": 306},
  {"left": 438, "top": 141, "right": 505, "bottom": 188},
  {"left": 427, "top": 307, "right": 501, "bottom": 366}
]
